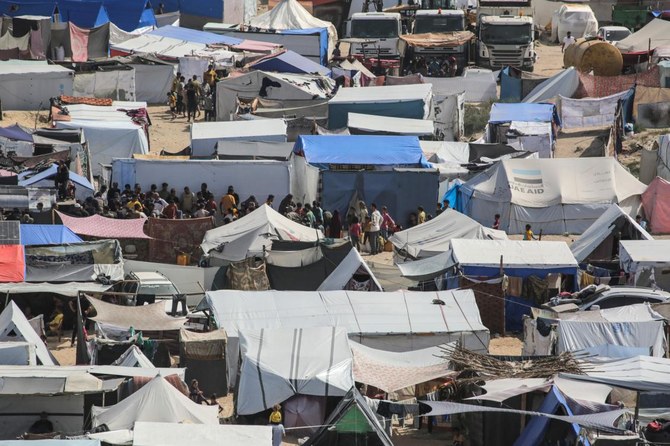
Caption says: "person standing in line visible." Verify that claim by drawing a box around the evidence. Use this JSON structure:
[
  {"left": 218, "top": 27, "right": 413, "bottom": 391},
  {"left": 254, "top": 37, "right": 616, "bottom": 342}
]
[
  {"left": 349, "top": 216, "right": 362, "bottom": 251},
  {"left": 369, "top": 203, "right": 382, "bottom": 254},
  {"left": 380, "top": 206, "right": 395, "bottom": 241}
]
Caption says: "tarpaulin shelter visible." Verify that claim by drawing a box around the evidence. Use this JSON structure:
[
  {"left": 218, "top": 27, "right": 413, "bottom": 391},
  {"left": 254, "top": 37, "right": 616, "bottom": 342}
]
[
  {"left": 145, "top": 216, "right": 214, "bottom": 264},
  {"left": 236, "top": 326, "right": 353, "bottom": 415},
  {"left": 523, "top": 67, "right": 580, "bottom": 104},
  {"left": 148, "top": 25, "right": 240, "bottom": 44},
  {"left": 0, "top": 282, "right": 112, "bottom": 297},
  {"left": 217, "top": 141, "right": 294, "bottom": 160},
  {"left": 179, "top": 328, "right": 227, "bottom": 397},
  {"left": 390, "top": 208, "right": 508, "bottom": 259},
  {"left": 616, "top": 19, "right": 670, "bottom": 54},
  {"left": 19, "top": 164, "right": 94, "bottom": 201},
  {"left": 328, "top": 84, "right": 433, "bottom": 129},
  {"left": 58, "top": 0, "right": 110, "bottom": 28},
  {"left": 111, "top": 55, "right": 175, "bottom": 104},
  {"left": 426, "top": 69, "right": 497, "bottom": 103},
  {"left": 316, "top": 247, "right": 382, "bottom": 291},
  {"left": 111, "top": 345, "right": 155, "bottom": 368},
  {"left": 506, "top": 121, "right": 553, "bottom": 158},
  {"left": 0, "top": 64, "right": 73, "bottom": 110},
  {"left": 24, "top": 239, "right": 124, "bottom": 282},
  {"left": 458, "top": 158, "right": 647, "bottom": 234},
  {"left": 132, "top": 422, "right": 272, "bottom": 446},
  {"left": 642, "top": 176, "right": 670, "bottom": 233},
  {"left": 561, "top": 355, "right": 670, "bottom": 392},
  {"left": 0, "top": 341, "right": 36, "bottom": 366},
  {"left": 91, "top": 375, "right": 219, "bottom": 430},
  {"left": 0, "top": 1, "right": 56, "bottom": 18},
  {"left": 489, "top": 103, "right": 560, "bottom": 126},
  {"left": 559, "top": 90, "right": 628, "bottom": 129},
  {"left": 190, "top": 119, "right": 287, "bottom": 157},
  {"left": 347, "top": 113, "right": 434, "bottom": 137},
  {"left": 20, "top": 224, "right": 83, "bottom": 246},
  {"left": 57, "top": 211, "right": 150, "bottom": 239},
  {"left": 0, "top": 245, "right": 25, "bottom": 283},
  {"left": 0, "top": 124, "right": 34, "bottom": 142},
  {"left": 86, "top": 296, "right": 186, "bottom": 332},
  {"left": 620, "top": 240, "right": 670, "bottom": 289},
  {"left": 248, "top": 49, "right": 331, "bottom": 76},
  {"left": 0, "top": 302, "right": 54, "bottom": 365},
  {"left": 104, "top": 0, "right": 156, "bottom": 32},
  {"left": 499, "top": 66, "right": 548, "bottom": 102},
  {"left": 201, "top": 204, "right": 322, "bottom": 262}
]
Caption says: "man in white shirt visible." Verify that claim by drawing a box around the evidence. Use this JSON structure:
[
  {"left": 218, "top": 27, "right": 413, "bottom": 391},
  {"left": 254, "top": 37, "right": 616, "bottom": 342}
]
[
  {"left": 369, "top": 203, "right": 383, "bottom": 255},
  {"left": 561, "top": 31, "right": 576, "bottom": 53}
]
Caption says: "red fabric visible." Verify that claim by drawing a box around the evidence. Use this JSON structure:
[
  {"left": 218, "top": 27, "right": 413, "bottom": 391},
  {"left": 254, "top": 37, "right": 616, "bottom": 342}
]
[
  {"left": 69, "top": 23, "right": 90, "bottom": 62},
  {"left": 60, "top": 96, "right": 113, "bottom": 106},
  {"left": 577, "top": 66, "right": 660, "bottom": 98},
  {"left": 57, "top": 211, "right": 151, "bottom": 239},
  {"left": 146, "top": 217, "right": 215, "bottom": 264},
  {"left": 133, "top": 374, "right": 188, "bottom": 395},
  {"left": 642, "top": 177, "right": 670, "bottom": 234},
  {"left": 0, "top": 245, "right": 25, "bottom": 282}
]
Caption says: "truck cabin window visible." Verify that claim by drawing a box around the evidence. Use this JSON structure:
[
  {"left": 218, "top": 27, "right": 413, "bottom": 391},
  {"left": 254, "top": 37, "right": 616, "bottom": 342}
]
[
  {"left": 481, "top": 24, "right": 532, "bottom": 44},
  {"left": 415, "top": 16, "right": 464, "bottom": 33},
  {"left": 352, "top": 20, "right": 399, "bottom": 38}
]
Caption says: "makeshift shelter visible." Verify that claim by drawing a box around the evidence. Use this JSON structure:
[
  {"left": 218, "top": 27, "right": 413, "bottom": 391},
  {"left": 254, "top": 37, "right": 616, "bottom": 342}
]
[
  {"left": 105, "top": 0, "right": 157, "bottom": 32},
  {"left": 390, "top": 208, "right": 508, "bottom": 259},
  {"left": 200, "top": 204, "right": 323, "bottom": 262},
  {"left": 236, "top": 326, "right": 353, "bottom": 416},
  {"left": 620, "top": 240, "right": 670, "bottom": 289},
  {"left": 57, "top": 211, "right": 150, "bottom": 239},
  {"left": 217, "top": 141, "right": 294, "bottom": 160},
  {"left": 111, "top": 345, "right": 155, "bottom": 368},
  {"left": 303, "top": 387, "right": 393, "bottom": 446},
  {"left": 447, "top": 239, "right": 579, "bottom": 333},
  {"left": 500, "top": 66, "right": 548, "bottom": 102},
  {"left": 505, "top": 121, "right": 553, "bottom": 158},
  {"left": 132, "top": 422, "right": 272, "bottom": 446},
  {"left": 24, "top": 239, "right": 124, "bottom": 282},
  {"left": 487, "top": 103, "right": 560, "bottom": 147},
  {"left": 58, "top": 0, "right": 109, "bottom": 28},
  {"left": 425, "top": 69, "right": 497, "bottom": 103},
  {"left": 87, "top": 296, "right": 186, "bottom": 332},
  {"left": 248, "top": 49, "right": 331, "bottom": 76},
  {"left": 112, "top": 55, "right": 175, "bottom": 104},
  {"left": 641, "top": 176, "right": 670, "bottom": 233},
  {"left": 559, "top": 90, "right": 628, "bottom": 130},
  {"left": 347, "top": 113, "right": 434, "bottom": 137},
  {"left": 0, "top": 63, "right": 73, "bottom": 110},
  {"left": 0, "top": 245, "right": 24, "bottom": 282},
  {"left": 0, "top": 341, "right": 36, "bottom": 365},
  {"left": 328, "top": 84, "right": 433, "bottom": 129},
  {"left": 523, "top": 67, "right": 580, "bottom": 104},
  {"left": 91, "top": 375, "right": 219, "bottom": 430},
  {"left": 18, "top": 164, "right": 94, "bottom": 201},
  {"left": 190, "top": 119, "right": 288, "bottom": 157},
  {"left": 19, "top": 224, "right": 81, "bottom": 246},
  {"left": 616, "top": 19, "right": 670, "bottom": 54},
  {"left": 317, "top": 247, "right": 382, "bottom": 291},
  {"left": 0, "top": 302, "right": 54, "bottom": 365},
  {"left": 459, "top": 158, "right": 647, "bottom": 234},
  {"left": 570, "top": 205, "right": 652, "bottom": 264},
  {"left": 561, "top": 355, "right": 670, "bottom": 392},
  {"left": 179, "top": 329, "right": 227, "bottom": 397}
]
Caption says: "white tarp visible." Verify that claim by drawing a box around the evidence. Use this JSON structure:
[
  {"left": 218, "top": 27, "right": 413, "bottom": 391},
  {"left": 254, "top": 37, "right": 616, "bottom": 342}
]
[
  {"left": 523, "top": 67, "right": 580, "bottom": 104},
  {"left": 124, "top": 259, "right": 218, "bottom": 301},
  {"left": 556, "top": 304, "right": 666, "bottom": 357},
  {"left": 132, "top": 422, "right": 272, "bottom": 446},
  {"left": 620, "top": 240, "right": 670, "bottom": 272},
  {"left": 129, "top": 63, "right": 175, "bottom": 104},
  {"left": 237, "top": 326, "right": 353, "bottom": 414},
  {"left": 0, "top": 302, "right": 54, "bottom": 366},
  {"left": 421, "top": 141, "right": 470, "bottom": 179},
  {"left": 201, "top": 204, "right": 322, "bottom": 261},
  {"left": 87, "top": 297, "right": 187, "bottom": 332},
  {"left": 425, "top": 69, "right": 497, "bottom": 103},
  {"left": 0, "top": 366, "right": 103, "bottom": 394},
  {"left": 329, "top": 83, "right": 432, "bottom": 114},
  {"left": 466, "top": 376, "right": 612, "bottom": 404},
  {"left": 0, "top": 64, "right": 73, "bottom": 110},
  {"left": 347, "top": 113, "right": 434, "bottom": 137},
  {"left": 0, "top": 342, "right": 36, "bottom": 366},
  {"left": 460, "top": 158, "right": 646, "bottom": 234},
  {"left": 190, "top": 119, "right": 287, "bottom": 157},
  {"left": 55, "top": 120, "right": 148, "bottom": 176},
  {"left": 389, "top": 208, "right": 508, "bottom": 259},
  {"left": 508, "top": 121, "right": 553, "bottom": 158},
  {"left": 433, "top": 91, "right": 464, "bottom": 141},
  {"left": 73, "top": 69, "right": 136, "bottom": 102},
  {"left": 317, "top": 248, "right": 382, "bottom": 291},
  {"left": 616, "top": 19, "right": 670, "bottom": 53},
  {"left": 561, "top": 355, "right": 670, "bottom": 392},
  {"left": 91, "top": 375, "right": 219, "bottom": 430},
  {"left": 571, "top": 205, "right": 652, "bottom": 263},
  {"left": 450, "top": 239, "right": 578, "bottom": 269},
  {"left": 559, "top": 90, "right": 628, "bottom": 129},
  {"left": 110, "top": 345, "right": 155, "bottom": 368},
  {"left": 110, "top": 34, "right": 206, "bottom": 59}
]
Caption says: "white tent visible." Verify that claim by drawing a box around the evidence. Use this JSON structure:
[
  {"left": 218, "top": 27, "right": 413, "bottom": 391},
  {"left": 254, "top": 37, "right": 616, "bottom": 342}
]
[
  {"left": 111, "top": 345, "right": 155, "bottom": 368},
  {"left": 556, "top": 304, "right": 666, "bottom": 357},
  {"left": 0, "top": 63, "right": 74, "bottom": 110},
  {"left": 91, "top": 375, "right": 219, "bottom": 430},
  {"left": 0, "top": 302, "right": 54, "bottom": 366},
  {"left": 459, "top": 158, "right": 646, "bottom": 234},
  {"left": 615, "top": 19, "right": 670, "bottom": 53},
  {"left": 561, "top": 355, "right": 670, "bottom": 392},
  {"left": 132, "top": 422, "right": 272, "bottom": 446},
  {"left": 247, "top": 0, "right": 338, "bottom": 57},
  {"left": 237, "top": 326, "right": 353, "bottom": 415},
  {"left": 200, "top": 204, "right": 323, "bottom": 262},
  {"left": 317, "top": 247, "right": 382, "bottom": 291},
  {"left": 190, "top": 119, "right": 287, "bottom": 157},
  {"left": 347, "top": 113, "right": 434, "bottom": 137},
  {"left": 55, "top": 120, "right": 149, "bottom": 176},
  {"left": 570, "top": 205, "right": 652, "bottom": 263},
  {"left": 426, "top": 69, "right": 497, "bottom": 103},
  {"left": 620, "top": 240, "right": 670, "bottom": 289},
  {"left": 389, "top": 208, "right": 508, "bottom": 259},
  {"left": 0, "top": 341, "right": 36, "bottom": 365}
]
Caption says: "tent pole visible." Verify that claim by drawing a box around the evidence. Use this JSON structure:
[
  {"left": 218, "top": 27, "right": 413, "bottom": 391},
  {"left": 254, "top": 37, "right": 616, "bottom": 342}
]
[{"left": 634, "top": 391, "right": 640, "bottom": 428}]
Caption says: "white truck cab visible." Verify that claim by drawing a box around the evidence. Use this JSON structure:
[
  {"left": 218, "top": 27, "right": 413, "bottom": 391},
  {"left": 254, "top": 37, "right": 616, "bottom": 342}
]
[
  {"left": 347, "top": 12, "right": 404, "bottom": 59},
  {"left": 478, "top": 15, "right": 535, "bottom": 70}
]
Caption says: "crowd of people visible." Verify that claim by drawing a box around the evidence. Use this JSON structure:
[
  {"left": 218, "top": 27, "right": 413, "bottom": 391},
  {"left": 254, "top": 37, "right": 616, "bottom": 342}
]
[{"left": 167, "top": 65, "right": 220, "bottom": 122}]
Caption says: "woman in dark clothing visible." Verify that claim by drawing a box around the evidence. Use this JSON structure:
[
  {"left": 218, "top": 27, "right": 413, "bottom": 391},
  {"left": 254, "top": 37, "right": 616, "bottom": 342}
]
[
  {"left": 329, "top": 210, "right": 342, "bottom": 238},
  {"left": 278, "top": 194, "right": 293, "bottom": 215}
]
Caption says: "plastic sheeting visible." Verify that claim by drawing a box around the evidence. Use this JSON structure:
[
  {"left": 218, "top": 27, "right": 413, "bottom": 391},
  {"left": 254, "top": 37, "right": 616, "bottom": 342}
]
[
  {"left": 0, "top": 64, "right": 73, "bottom": 110},
  {"left": 560, "top": 90, "right": 628, "bottom": 129},
  {"left": 642, "top": 176, "right": 670, "bottom": 233},
  {"left": 132, "top": 422, "right": 271, "bottom": 446},
  {"left": 237, "top": 326, "right": 353, "bottom": 414},
  {"left": 425, "top": 69, "right": 497, "bottom": 103},
  {"left": 105, "top": 0, "right": 156, "bottom": 32},
  {"left": 58, "top": 0, "right": 109, "bottom": 28},
  {"left": 620, "top": 240, "right": 670, "bottom": 273},
  {"left": 451, "top": 239, "right": 578, "bottom": 270},
  {"left": 489, "top": 103, "right": 559, "bottom": 125},
  {"left": 190, "top": 120, "right": 287, "bottom": 157},
  {"left": 128, "top": 62, "right": 175, "bottom": 104},
  {"left": 523, "top": 67, "right": 580, "bottom": 103},
  {"left": 249, "top": 49, "right": 331, "bottom": 76},
  {"left": 0, "top": 342, "right": 36, "bottom": 366},
  {"left": 57, "top": 211, "right": 149, "bottom": 239},
  {"left": 317, "top": 247, "right": 381, "bottom": 291},
  {"left": 562, "top": 355, "right": 670, "bottom": 392},
  {"left": 0, "top": 245, "right": 24, "bottom": 282},
  {"left": 87, "top": 296, "right": 186, "bottom": 331},
  {"left": 616, "top": 19, "right": 670, "bottom": 53},
  {"left": 111, "top": 345, "right": 155, "bottom": 368},
  {"left": 20, "top": 224, "right": 83, "bottom": 245},
  {"left": 149, "top": 25, "right": 240, "bottom": 45},
  {"left": 73, "top": 68, "right": 136, "bottom": 102},
  {"left": 0, "top": 302, "right": 54, "bottom": 365},
  {"left": 347, "top": 113, "right": 434, "bottom": 137}
]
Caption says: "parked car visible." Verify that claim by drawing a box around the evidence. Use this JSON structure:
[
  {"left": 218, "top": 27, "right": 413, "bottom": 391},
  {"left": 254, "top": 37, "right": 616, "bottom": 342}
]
[
  {"left": 551, "top": 4, "right": 599, "bottom": 43},
  {"left": 596, "top": 26, "right": 632, "bottom": 43},
  {"left": 116, "top": 271, "right": 195, "bottom": 313},
  {"left": 545, "top": 285, "right": 670, "bottom": 311}
]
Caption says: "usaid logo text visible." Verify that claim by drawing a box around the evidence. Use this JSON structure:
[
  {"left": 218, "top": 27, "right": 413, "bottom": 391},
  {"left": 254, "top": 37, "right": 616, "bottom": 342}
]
[{"left": 510, "top": 169, "right": 544, "bottom": 194}]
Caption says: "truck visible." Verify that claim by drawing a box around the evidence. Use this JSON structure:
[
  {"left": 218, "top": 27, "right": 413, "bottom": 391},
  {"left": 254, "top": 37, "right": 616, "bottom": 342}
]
[
  {"left": 346, "top": 12, "right": 405, "bottom": 60},
  {"left": 477, "top": 15, "right": 536, "bottom": 71},
  {"left": 408, "top": 9, "right": 470, "bottom": 75}
]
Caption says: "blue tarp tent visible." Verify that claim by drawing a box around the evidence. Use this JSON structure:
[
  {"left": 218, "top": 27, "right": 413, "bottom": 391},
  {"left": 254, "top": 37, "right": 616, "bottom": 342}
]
[
  {"left": 149, "top": 25, "right": 241, "bottom": 45},
  {"left": 280, "top": 28, "right": 328, "bottom": 66},
  {"left": 179, "top": 0, "right": 221, "bottom": 22},
  {"left": 0, "top": 124, "right": 33, "bottom": 142},
  {"left": 20, "top": 224, "right": 83, "bottom": 245},
  {"left": 0, "top": 0, "right": 56, "bottom": 18},
  {"left": 249, "top": 50, "right": 331, "bottom": 76},
  {"left": 18, "top": 165, "right": 94, "bottom": 201},
  {"left": 294, "top": 135, "right": 431, "bottom": 169},
  {"left": 104, "top": 0, "right": 156, "bottom": 31},
  {"left": 489, "top": 103, "right": 561, "bottom": 126},
  {"left": 500, "top": 67, "right": 523, "bottom": 102},
  {"left": 58, "top": 0, "right": 110, "bottom": 28}
]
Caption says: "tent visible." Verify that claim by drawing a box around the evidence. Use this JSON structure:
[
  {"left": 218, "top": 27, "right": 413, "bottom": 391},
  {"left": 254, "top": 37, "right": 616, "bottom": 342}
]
[
  {"left": 57, "top": 211, "right": 149, "bottom": 239},
  {"left": 0, "top": 341, "right": 36, "bottom": 365},
  {"left": 303, "top": 387, "right": 392, "bottom": 446},
  {"left": 58, "top": 0, "right": 110, "bottom": 28},
  {"left": 616, "top": 19, "right": 670, "bottom": 53},
  {"left": 642, "top": 176, "right": 670, "bottom": 233},
  {"left": 20, "top": 224, "right": 83, "bottom": 245},
  {"left": 91, "top": 375, "right": 219, "bottom": 430},
  {"left": 0, "top": 442, "right": 99, "bottom": 446},
  {"left": 555, "top": 303, "right": 666, "bottom": 357},
  {"left": 620, "top": 240, "right": 670, "bottom": 289},
  {"left": 112, "top": 55, "right": 175, "bottom": 104},
  {"left": 105, "top": 0, "right": 156, "bottom": 32},
  {"left": 111, "top": 345, "right": 155, "bottom": 368},
  {"left": 237, "top": 326, "right": 353, "bottom": 415},
  {"left": 18, "top": 164, "right": 94, "bottom": 201},
  {"left": 570, "top": 205, "right": 652, "bottom": 263},
  {"left": 328, "top": 84, "right": 433, "bottom": 129},
  {"left": 506, "top": 121, "right": 553, "bottom": 158},
  {"left": 248, "top": 49, "right": 331, "bottom": 76},
  {"left": 459, "top": 158, "right": 647, "bottom": 234},
  {"left": 425, "top": 69, "right": 497, "bottom": 103},
  {"left": 0, "top": 245, "right": 25, "bottom": 282},
  {"left": 561, "top": 356, "right": 670, "bottom": 392},
  {"left": 200, "top": 204, "right": 323, "bottom": 262},
  {"left": 87, "top": 296, "right": 186, "bottom": 332},
  {"left": 0, "top": 124, "right": 34, "bottom": 142},
  {"left": 148, "top": 25, "right": 240, "bottom": 45},
  {"left": 248, "top": 0, "right": 337, "bottom": 64},
  {"left": 347, "top": 113, "right": 434, "bottom": 137},
  {"left": 217, "top": 141, "right": 294, "bottom": 160},
  {"left": 0, "top": 302, "right": 55, "bottom": 365},
  {"left": 317, "top": 247, "right": 382, "bottom": 291},
  {"left": 190, "top": 119, "right": 288, "bottom": 157},
  {"left": 132, "top": 422, "right": 272, "bottom": 446},
  {"left": 179, "top": 329, "right": 227, "bottom": 397},
  {"left": 489, "top": 103, "right": 560, "bottom": 126},
  {"left": 0, "top": 282, "right": 112, "bottom": 298},
  {"left": 559, "top": 90, "right": 628, "bottom": 129},
  {"left": 389, "top": 208, "right": 508, "bottom": 259},
  {"left": 0, "top": 64, "right": 73, "bottom": 110},
  {"left": 522, "top": 67, "right": 580, "bottom": 104},
  {"left": 54, "top": 120, "right": 148, "bottom": 176}
]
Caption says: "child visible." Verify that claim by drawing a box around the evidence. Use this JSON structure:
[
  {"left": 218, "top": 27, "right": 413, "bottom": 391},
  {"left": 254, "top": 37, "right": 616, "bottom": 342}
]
[
  {"left": 523, "top": 224, "right": 537, "bottom": 240},
  {"left": 362, "top": 216, "right": 372, "bottom": 252},
  {"left": 349, "top": 216, "right": 362, "bottom": 251},
  {"left": 167, "top": 92, "right": 177, "bottom": 119}
]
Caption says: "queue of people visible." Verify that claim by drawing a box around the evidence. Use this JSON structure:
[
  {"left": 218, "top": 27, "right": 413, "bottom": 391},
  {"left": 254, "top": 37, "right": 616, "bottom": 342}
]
[{"left": 168, "top": 65, "right": 220, "bottom": 122}]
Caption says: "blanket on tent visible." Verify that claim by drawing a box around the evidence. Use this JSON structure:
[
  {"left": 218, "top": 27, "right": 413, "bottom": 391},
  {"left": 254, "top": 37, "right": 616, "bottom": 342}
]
[
  {"left": 577, "top": 66, "right": 659, "bottom": 98},
  {"left": 146, "top": 217, "right": 214, "bottom": 264},
  {"left": 400, "top": 31, "right": 474, "bottom": 48},
  {"left": 559, "top": 90, "right": 628, "bottom": 129}
]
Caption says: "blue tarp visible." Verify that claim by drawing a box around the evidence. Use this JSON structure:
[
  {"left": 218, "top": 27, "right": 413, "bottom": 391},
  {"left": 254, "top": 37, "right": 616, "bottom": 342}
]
[
  {"left": 149, "top": 25, "right": 241, "bottom": 45},
  {"left": 489, "top": 103, "right": 561, "bottom": 126},
  {"left": 58, "top": 0, "right": 110, "bottom": 28},
  {"left": 294, "top": 135, "right": 431, "bottom": 169},
  {"left": 104, "top": 0, "right": 156, "bottom": 31},
  {"left": 281, "top": 27, "right": 328, "bottom": 66},
  {"left": 0, "top": 124, "right": 33, "bottom": 142},
  {"left": 250, "top": 50, "right": 331, "bottom": 76},
  {"left": 18, "top": 164, "right": 94, "bottom": 191},
  {"left": 442, "top": 180, "right": 463, "bottom": 212},
  {"left": 179, "top": 0, "right": 221, "bottom": 20},
  {"left": 0, "top": 0, "right": 56, "bottom": 18},
  {"left": 20, "top": 224, "right": 83, "bottom": 245},
  {"left": 500, "top": 67, "right": 523, "bottom": 102}
]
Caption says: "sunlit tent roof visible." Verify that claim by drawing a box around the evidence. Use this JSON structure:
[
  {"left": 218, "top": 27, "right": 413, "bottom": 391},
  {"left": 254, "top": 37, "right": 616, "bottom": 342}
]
[
  {"left": 86, "top": 296, "right": 186, "bottom": 331},
  {"left": 248, "top": 50, "right": 331, "bottom": 76},
  {"left": 616, "top": 19, "right": 670, "bottom": 53},
  {"left": 561, "top": 355, "right": 670, "bottom": 392},
  {"left": 149, "top": 25, "right": 241, "bottom": 45},
  {"left": 620, "top": 240, "right": 670, "bottom": 273},
  {"left": 111, "top": 345, "right": 155, "bottom": 368},
  {"left": 20, "top": 224, "right": 83, "bottom": 246},
  {"left": 347, "top": 113, "right": 434, "bottom": 137},
  {"left": 0, "top": 302, "right": 55, "bottom": 366},
  {"left": 58, "top": 0, "right": 110, "bottom": 28},
  {"left": 0, "top": 282, "right": 112, "bottom": 297},
  {"left": 132, "top": 422, "right": 272, "bottom": 446}
]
